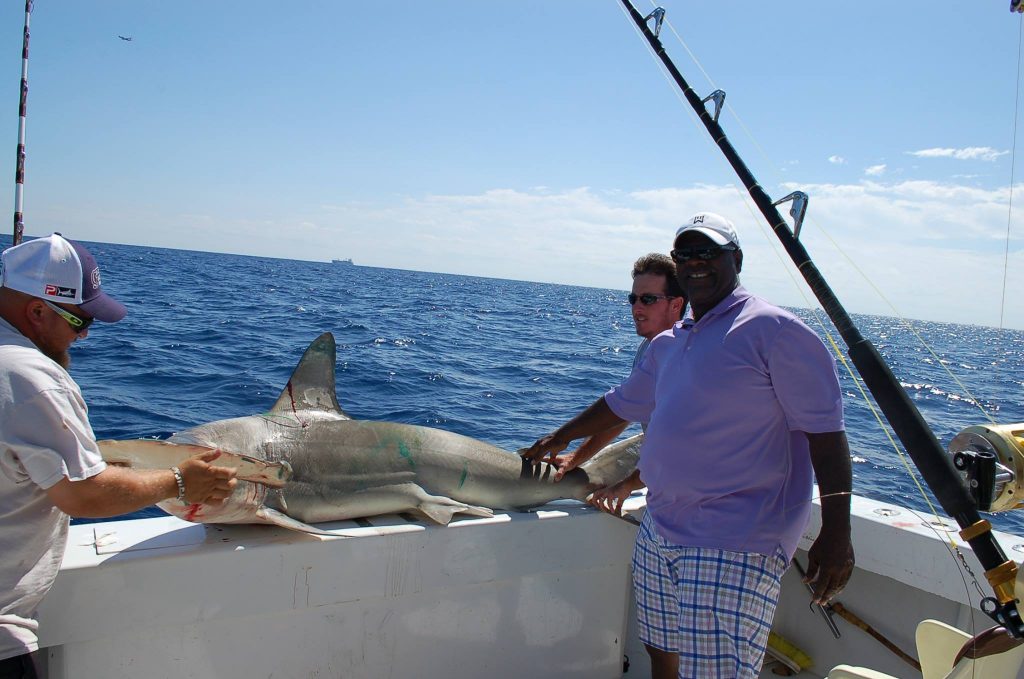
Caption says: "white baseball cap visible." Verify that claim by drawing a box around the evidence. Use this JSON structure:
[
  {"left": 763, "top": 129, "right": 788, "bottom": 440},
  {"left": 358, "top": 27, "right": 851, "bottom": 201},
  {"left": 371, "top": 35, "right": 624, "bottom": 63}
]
[
  {"left": 1, "top": 234, "right": 127, "bottom": 322},
  {"left": 674, "top": 212, "right": 741, "bottom": 248}
]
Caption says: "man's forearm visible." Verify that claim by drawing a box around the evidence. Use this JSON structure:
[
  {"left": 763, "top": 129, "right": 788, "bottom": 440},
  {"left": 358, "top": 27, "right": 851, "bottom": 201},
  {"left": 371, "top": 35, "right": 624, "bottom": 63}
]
[
  {"left": 807, "top": 430, "right": 853, "bottom": 530},
  {"left": 46, "top": 466, "right": 179, "bottom": 518},
  {"left": 552, "top": 397, "right": 628, "bottom": 445},
  {"left": 572, "top": 421, "right": 631, "bottom": 464}
]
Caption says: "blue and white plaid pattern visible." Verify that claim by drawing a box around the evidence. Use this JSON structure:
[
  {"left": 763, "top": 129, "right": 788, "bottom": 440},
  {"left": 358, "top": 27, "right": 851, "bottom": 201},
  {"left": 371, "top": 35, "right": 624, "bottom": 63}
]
[{"left": 632, "top": 512, "right": 787, "bottom": 678}]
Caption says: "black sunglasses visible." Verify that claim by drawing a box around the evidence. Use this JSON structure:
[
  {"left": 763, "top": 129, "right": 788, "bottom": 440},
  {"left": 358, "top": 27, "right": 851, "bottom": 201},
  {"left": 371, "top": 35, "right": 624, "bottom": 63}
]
[
  {"left": 628, "top": 293, "right": 675, "bottom": 306},
  {"left": 670, "top": 244, "right": 738, "bottom": 263},
  {"left": 42, "top": 299, "right": 94, "bottom": 334}
]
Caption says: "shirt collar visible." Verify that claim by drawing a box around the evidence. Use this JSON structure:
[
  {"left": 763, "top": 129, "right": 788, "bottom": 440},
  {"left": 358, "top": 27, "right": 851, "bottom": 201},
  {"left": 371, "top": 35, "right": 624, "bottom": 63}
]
[
  {"left": 0, "top": 315, "right": 33, "bottom": 348},
  {"left": 685, "top": 285, "right": 751, "bottom": 328}
]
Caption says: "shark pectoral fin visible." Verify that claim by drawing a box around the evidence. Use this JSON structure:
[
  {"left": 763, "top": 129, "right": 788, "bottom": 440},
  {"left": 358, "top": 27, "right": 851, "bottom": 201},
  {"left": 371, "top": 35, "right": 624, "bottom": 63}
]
[
  {"left": 255, "top": 507, "right": 345, "bottom": 537},
  {"left": 415, "top": 495, "right": 494, "bottom": 525}
]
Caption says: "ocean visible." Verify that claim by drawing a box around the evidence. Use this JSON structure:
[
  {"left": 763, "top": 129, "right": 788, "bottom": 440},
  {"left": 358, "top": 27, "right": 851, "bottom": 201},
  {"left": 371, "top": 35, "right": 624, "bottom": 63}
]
[{"left": 4, "top": 236, "right": 1023, "bottom": 535}]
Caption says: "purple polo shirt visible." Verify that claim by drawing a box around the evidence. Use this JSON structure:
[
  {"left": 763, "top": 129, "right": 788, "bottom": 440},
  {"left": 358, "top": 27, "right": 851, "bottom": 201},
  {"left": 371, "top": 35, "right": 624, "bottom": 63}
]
[{"left": 605, "top": 286, "right": 844, "bottom": 558}]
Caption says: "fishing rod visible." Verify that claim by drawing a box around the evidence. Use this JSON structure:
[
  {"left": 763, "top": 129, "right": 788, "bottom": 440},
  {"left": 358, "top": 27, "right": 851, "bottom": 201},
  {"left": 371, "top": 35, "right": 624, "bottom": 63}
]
[
  {"left": 11, "top": 0, "right": 32, "bottom": 246},
  {"left": 619, "top": 0, "right": 1024, "bottom": 637}
]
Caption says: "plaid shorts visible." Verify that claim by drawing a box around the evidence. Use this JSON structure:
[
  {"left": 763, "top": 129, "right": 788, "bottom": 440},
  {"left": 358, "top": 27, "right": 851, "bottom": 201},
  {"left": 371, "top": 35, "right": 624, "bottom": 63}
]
[{"left": 632, "top": 512, "right": 788, "bottom": 679}]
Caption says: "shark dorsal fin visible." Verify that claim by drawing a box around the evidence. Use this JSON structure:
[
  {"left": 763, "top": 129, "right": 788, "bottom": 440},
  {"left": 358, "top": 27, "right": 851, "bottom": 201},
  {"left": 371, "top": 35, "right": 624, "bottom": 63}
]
[{"left": 269, "top": 332, "right": 350, "bottom": 419}]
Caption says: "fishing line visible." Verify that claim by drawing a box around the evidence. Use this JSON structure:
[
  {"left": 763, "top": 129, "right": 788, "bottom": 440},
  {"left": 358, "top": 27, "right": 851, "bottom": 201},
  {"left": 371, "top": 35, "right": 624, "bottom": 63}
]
[
  {"left": 1001, "top": 15, "right": 1023, "bottom": 331},
  {"left": 899, "top": 503, "right": 993, "bottom": 641},
  {"left": 803, "top": 490, "right": 986, "bottom": 643}
]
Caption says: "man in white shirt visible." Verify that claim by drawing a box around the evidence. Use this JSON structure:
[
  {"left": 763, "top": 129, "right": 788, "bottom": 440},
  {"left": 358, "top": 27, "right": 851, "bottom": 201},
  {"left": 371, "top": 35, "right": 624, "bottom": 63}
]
[{"left": 0, "top": 234, "right": 237, "bottom": 679}]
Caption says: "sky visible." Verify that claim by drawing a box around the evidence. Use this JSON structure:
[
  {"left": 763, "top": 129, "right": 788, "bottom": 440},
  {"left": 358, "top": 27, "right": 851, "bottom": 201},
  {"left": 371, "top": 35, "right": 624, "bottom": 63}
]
[{"left": 0, "top": 1, "right": 1022, "bottom": 329}]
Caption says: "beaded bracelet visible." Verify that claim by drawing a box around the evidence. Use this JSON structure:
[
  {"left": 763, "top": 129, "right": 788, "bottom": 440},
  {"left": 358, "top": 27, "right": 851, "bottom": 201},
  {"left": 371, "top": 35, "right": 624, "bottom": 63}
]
[{"left": 171, "top": 466, "right": 186, "bottom": 502}]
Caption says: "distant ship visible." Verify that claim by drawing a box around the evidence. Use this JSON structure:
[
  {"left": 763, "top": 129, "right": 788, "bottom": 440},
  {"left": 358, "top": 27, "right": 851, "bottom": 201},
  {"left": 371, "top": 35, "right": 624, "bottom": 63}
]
[{"left": 331, "top": 258, "right": 354, "bottom": 265}]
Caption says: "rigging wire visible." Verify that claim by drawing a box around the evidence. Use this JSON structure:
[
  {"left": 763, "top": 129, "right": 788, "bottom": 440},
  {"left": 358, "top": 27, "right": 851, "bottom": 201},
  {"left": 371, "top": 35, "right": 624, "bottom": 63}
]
[{"left": 1001, "top": 15, "right": 1023, "bottom": 330}]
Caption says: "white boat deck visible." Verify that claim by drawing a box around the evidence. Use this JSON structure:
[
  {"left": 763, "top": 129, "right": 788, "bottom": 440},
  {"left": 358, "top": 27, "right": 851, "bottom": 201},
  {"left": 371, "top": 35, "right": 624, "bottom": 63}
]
[{"left": 33, "top": 491, "right": 1024, "bottom": 678}]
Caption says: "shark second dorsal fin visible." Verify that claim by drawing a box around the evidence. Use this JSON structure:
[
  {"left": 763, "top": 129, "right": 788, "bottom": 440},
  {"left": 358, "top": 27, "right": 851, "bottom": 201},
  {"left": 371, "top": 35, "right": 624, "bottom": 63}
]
[{"left": 269, "top": 332, "right": 350, "bottom": 419}]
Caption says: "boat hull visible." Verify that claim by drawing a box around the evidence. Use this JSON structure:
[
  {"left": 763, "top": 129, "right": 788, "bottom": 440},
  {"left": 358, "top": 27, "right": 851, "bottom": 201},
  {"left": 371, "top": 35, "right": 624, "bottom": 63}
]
[{"left": 34, "top": 493, "right": 1024, "bottom": 678}]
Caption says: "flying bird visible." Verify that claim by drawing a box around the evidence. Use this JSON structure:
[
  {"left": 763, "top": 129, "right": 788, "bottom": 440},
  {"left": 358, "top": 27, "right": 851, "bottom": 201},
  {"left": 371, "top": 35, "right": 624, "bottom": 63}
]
[{"left": 118, "top": 35, "right": 133, "bottom": 42}]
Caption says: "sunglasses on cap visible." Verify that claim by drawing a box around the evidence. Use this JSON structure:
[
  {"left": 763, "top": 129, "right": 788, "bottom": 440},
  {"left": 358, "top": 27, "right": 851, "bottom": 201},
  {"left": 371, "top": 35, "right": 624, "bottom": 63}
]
[
  {"left": 42, "top": 299, "right": 94, "bottom": 334},
  {"left": 628, "top": 293, "right": 676, "bottom": 306},
  {"left": 670, "top": 244, "right": 738, "bottom": 263}
]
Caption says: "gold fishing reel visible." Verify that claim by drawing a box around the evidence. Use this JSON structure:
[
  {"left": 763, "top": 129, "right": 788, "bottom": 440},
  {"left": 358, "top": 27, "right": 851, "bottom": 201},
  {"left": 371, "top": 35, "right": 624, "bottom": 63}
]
[{"left": 948, "top": 423, "right": 1024, "bottom": 513}]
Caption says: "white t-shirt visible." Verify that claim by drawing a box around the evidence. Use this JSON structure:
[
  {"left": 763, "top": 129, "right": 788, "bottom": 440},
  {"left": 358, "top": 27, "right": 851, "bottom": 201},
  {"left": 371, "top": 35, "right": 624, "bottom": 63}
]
[{"left": 0, "top": 317, "right": 106, "bottom": 660}]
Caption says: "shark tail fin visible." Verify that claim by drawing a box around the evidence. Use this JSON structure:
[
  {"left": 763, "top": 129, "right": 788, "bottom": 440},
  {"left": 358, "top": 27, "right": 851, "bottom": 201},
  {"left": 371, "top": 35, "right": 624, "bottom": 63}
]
[
  {"left": 269, "top": 332, "right": 351, "bottom": 419},
  {"left": 578, "top": 433, "right": 643, "bottom": 489}
]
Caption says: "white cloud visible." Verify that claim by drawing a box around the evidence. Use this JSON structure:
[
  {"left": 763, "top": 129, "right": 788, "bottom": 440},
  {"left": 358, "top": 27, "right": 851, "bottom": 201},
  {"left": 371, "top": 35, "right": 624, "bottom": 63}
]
[
  {"left": 828, "top": 155, "right": 846, "bottom": 165},
  {"left": 864, "top": 164, "right": 887, "bottom": 176},
  {"left": 321, "top": 181, "right": 1021, "bottom": 329},
  {"left": 42, "top": 180, "right": 1023, "bottom": 330},
  {"left": 907, "top": 147, "right": 1008, "bottom": 162}
]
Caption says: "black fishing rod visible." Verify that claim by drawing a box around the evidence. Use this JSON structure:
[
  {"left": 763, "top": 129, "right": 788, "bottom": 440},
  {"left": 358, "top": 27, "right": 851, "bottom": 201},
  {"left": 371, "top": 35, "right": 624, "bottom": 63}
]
[
  {"left": 11, "top": 0, "right": 32, "bottom": 246},
  {"left": 619, "top": 0, "right": 1024, "bottom": 636}
]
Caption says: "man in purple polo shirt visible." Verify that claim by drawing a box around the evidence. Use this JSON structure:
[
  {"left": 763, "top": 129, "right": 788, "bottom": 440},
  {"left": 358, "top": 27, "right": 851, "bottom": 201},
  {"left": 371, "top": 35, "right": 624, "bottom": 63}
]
[{"left": 522, "top": 212, "right": 853, "bottom": 679}]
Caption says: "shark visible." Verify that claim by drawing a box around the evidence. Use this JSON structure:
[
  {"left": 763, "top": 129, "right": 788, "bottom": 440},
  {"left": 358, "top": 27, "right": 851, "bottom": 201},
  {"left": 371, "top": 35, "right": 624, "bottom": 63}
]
[{"left": 98, "top": 332, "right": 641, "bottom": 535}]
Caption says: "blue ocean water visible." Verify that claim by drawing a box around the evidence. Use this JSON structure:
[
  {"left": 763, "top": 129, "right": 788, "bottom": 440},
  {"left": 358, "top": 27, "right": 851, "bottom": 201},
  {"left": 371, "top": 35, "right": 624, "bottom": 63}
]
[{"left": 4, "top": 236, "right": 1023, "bottom": 535}]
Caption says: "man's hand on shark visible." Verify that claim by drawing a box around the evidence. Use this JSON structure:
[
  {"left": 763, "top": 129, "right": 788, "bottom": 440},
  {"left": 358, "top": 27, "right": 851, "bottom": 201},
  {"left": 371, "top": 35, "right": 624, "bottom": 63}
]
[
  {"left": 587, "top": 482, "right": 631, "bottom": 517},
  {"left": 520, "top": 436, "right": 585, "bottom": 482},
  {"left": 519, "top": 434, "right": 567, "bottom": 466},
  {"left": 550, "top": 451, "right": 585, "bottom": 483},
  {"left": 178, "top": 450, "right": 238, "bottom": 505}
]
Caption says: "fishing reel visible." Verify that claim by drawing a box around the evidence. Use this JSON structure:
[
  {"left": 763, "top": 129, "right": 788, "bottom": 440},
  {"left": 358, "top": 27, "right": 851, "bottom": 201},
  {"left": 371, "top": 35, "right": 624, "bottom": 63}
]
[{"left": 948, "top": 423, "right": 1024, "bottom": 513}]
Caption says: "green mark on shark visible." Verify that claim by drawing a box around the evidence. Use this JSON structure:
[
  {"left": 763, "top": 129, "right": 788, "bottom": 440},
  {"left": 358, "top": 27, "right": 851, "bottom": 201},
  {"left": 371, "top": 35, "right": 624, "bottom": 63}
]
[
  {"left": 458, "top": 461, "right": 469, "bottom": 489},
  {"left": 397, "top": 441, "right": 416, "bottom": 470}
]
